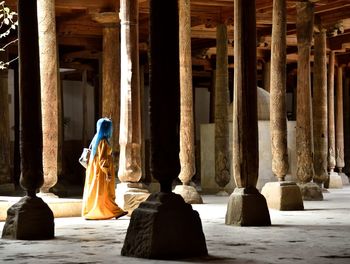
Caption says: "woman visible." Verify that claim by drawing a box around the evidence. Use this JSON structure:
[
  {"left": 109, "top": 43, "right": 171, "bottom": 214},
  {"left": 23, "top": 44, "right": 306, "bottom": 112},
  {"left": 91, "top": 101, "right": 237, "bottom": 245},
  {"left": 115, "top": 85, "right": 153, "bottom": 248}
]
[{"left": 82, "top": 117, "right": 127, "bottom": 220}]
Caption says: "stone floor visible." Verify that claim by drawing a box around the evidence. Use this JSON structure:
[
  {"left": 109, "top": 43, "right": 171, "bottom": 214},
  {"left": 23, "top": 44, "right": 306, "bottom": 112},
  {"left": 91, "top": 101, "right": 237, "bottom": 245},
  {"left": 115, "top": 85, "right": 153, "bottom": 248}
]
[{"left": 1, "top": 186, "right": 350, "bottom": 264}]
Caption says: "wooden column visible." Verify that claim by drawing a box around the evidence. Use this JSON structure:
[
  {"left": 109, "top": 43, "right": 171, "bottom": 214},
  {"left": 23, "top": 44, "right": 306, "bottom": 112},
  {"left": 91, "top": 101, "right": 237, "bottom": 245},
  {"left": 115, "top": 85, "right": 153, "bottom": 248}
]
[
  {"left": 295, "top": 1, "right": 323, "bottom": 200},
  {"left": 214, "top": 23, "right": 231, "bottom": 195},
  {"left": 344, "top": 69, "right": 350, "bottom": 176},
  {"left": 313, "top": 29, "right": 328, "bottom": 186},
  {"left": 225, "top": 0, "right": 271, "bottom": 226},
  {"left": 336, "top": 66, "right": 346, "bottom": 178},
  {"left": 122, "top": 0, "right": 207, "bottom": 259},
  {"left": 37, "top": 0, "right": 59, "bottom": 195},
  {"left": 270, "top": 0, "right": 288, "bottom": 182},
  {"left": 0, "top": 56, "right": 14, "bottom": 193},
  {"left": 92, "top": 12, "right": 120, "bottom": 172},
  {"left": 261, "top": 0, "right": 303, "bottom": 211},
  {"left": 117, "top": 0, "right": 149, "bottom": 213},
  {"left": 328, "top": 51, "right": 337, "bottom": 172},
  {"left": 174, "top": 0, "right": 202, "bottom": 204},
  {"left": 2, "top": 0, "right": 54, "bottom": 240}
]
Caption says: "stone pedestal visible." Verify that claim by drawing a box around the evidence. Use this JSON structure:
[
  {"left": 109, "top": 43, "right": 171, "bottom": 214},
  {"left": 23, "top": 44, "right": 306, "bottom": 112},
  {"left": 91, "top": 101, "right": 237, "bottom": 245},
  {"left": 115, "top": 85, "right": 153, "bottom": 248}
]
[
  {"left": 116, "top": 182, "right": 150, "bottom": 215},
  {"left": 1, "top": 196, "right": 54, "bottom": 240},
  {"left": 225, "top": 187, "right": 271, "bottom": 226},
  {"left": 339, "top": 173, "right": 349, "bottom": 185},
  {"left": 328, "top": 172, "right": 343, "bottom": 188},
  {"left": 261, "top": 181, "right": 304, "bottom": 210},
  {"left": 121, "top": 192, "right": 207, "bottom": 259},
  {"left": 173, "top": 185, "right": 203, "bottom": 204},
  {"left": 298, "top": 182, "right": 323, "bottom": 200}
]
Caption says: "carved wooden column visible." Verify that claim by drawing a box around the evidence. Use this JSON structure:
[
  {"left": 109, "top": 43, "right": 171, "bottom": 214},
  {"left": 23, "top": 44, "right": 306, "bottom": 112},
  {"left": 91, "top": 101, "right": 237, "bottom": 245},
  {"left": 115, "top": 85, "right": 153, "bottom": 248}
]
[
  {"left": 295, "top": 1, "right": 322, "bottom": 200},
  {"left": 92, "top": 12, "right": 120, "bottom": 173},
  {"left": 225, "top": 0, "right": 271, "bottom": 226},
  {"left": 344, "top": 69, "right": 350, "bottom": 178},
  {"left": 0, "top": 52, "right": 14, "bottom": 194},
  {"left": 37, "top": 0, "right": 59, "bottom": 196},
  {"left": 2, "top": 0, "right": 54, "bottom": 240},
  {"left": 214, "top": 23, "right": 231, "bottom": 196},
  {"left": 261, "top": 0, "right": 303, "bottom": 211},
  {"left": 117, "top": 0, "right": 149, "bottom": 213},
  {"left": 173, "top": 0, "right": 203, "bottom": 204},
  {"left": 312, "top": 28, "right": 329, "bottom": 188},
  {"left": 328, "top": 51, "right": 336, "bottom": 172},
  {"left": 335, "top": 65, "right": 348, "bottom": 185},
  {"left": 122, "top": 0, "right": 207, "bottom": 258}
]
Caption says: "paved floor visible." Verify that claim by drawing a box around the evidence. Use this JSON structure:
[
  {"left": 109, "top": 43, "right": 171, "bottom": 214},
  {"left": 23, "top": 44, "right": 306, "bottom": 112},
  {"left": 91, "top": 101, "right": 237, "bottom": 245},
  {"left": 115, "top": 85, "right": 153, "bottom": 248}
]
[{"left": 1, "top": 186, "right": 350, "bottom": 264}]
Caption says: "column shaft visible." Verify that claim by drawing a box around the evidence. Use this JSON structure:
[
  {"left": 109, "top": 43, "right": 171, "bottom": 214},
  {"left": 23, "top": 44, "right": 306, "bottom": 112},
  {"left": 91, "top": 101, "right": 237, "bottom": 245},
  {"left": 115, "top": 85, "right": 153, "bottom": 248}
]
[
  {"left": 94, "top": 13, "right": 121, "bottom": 172},
  {"left": 344, "top": 70, "right": 350, "bottom": 175},
  {"left": 38, "top": 0, "right": 59, "bottom": 193},
  {"left": 118, "top": 0, "right": 142, "bottom": 182},
  {"left": 270, "top": 0, "right": 288, "bottom": 181},
  {"left": 296, "top": 1, "right": 314, "bottom": 183},
  {"left": 0, "top": 65, "right": 11, "bottom": 186},
  {"left": 328, "top": 51, "right": 336, "bottom": 171},
  {"left": 214, "top": 23, "right": 230, "bottom": 189},
  {"left": 313, "top": 30, "right": 328, "bottom": 185},
  {"left": 336, "top": 66, "right": 345, "bottom": 171},
  {"left": 149, "top": 0, "right": 180, "bottom": 192},
  {"left": 232, "top": 0, "right": 259, "bottom": 188}
]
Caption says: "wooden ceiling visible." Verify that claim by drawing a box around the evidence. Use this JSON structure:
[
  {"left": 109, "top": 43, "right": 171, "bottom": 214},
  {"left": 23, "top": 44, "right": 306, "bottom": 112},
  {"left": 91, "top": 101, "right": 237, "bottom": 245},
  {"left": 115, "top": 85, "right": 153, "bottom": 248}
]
[{"left": 4, "top": 0, "right": 350, "bottom": 76}]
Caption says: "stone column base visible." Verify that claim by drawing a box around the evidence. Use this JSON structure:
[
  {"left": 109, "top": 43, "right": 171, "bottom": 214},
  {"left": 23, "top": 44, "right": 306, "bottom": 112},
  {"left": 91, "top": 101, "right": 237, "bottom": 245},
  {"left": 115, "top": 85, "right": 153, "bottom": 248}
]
[
  {"left": 225, "top": 187, "right": 271, "bottom": 226},
  {"left": 173, "top": 185, "right": 203, "bottom": 204},
  {"left": 328, "top": 172, "right": 343, "bottom": 189},
  {"left": 0, "top": 183, "right": 15, "bottom": 195},
  {"left": 2, "top": 196, "right": 54, "bottom": 240},
  {"left": 37, "top": 192, "right": 59, "bottom": 198},
  {"left": 116, "top": 182, "right": 150, "bottom": 215},
  {"left": 121, "top": 192, "right": 208, "bottom": 259},
  {"left": 339, "top": 173, "right": 349, "bottom": 185},
  {"left": 261, "top": 181, "right": 304, "bottom": 210},
  {"left": 298, "top": 182, "right": 323, "bottom": 200}
]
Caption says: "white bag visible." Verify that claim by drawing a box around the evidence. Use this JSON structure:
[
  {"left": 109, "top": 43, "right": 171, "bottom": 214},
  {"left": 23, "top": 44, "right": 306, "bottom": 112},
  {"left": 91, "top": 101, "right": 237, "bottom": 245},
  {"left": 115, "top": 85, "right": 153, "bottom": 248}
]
[{"left": 79, "top": 148, "right": 91, "bottom": 169}]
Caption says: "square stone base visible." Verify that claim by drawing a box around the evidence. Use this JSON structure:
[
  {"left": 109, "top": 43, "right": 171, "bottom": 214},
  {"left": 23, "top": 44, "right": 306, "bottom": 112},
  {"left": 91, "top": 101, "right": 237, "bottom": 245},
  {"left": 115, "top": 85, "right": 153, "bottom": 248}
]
[
  {"left": 173, "top": 185, "right": 203, "bottom": 204},
  {"left": 261, "top": 181, "right": 304, "bottom": 210},
  {"left": 116, "top": 182, "right": 150, "bottom": 215},
  {"left": 328, "top": 172, "right": 343, "bottom": 189},
  {"left": 2, "top": 196, "right": 54, "bottom": 240},
  {"left": 225, "top": 187, "right": 271, "bottom": 226},
  {"left": 298, "top": 182, "right": 323, "bottom": 201},
  {"left": 121, "top": 192, "right": 207, "bottom": 259},
  {"left": 339, "top": 173, "right": 349, "bottom": 185}
]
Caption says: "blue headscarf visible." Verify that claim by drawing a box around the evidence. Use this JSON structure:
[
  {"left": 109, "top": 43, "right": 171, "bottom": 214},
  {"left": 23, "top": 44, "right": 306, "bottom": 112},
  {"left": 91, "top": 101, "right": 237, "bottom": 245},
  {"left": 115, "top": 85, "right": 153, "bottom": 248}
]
[{"left": 89, "top": 117, "right": 113, "bottom": 160}]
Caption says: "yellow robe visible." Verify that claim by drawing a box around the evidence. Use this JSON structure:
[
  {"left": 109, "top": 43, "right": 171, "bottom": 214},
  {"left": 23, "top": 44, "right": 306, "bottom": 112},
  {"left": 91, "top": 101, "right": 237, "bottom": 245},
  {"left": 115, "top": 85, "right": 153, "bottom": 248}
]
[{"left": 82, "top": 139, "right": 124, "bottom": 220}]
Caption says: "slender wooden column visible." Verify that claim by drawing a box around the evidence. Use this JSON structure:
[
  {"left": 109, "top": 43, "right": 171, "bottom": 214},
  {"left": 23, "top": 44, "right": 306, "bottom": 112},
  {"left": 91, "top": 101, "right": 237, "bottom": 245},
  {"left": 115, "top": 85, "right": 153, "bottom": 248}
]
[
  {"left": 122, "top": 0, "right": 207, "bottom": 258},
  {"left": 328, "top": 51, "right": 337, "bottom": 173},
  {"left": 336, "top": 66, "right": 345, "bottom": 172},
  {"left": 344, "top": 69, "right": 350, "bottom": 176},
  {"left": 214, "top": 23, "right": 231, "bottom": 194},
  {"left": 2, "top": 0, "right": 54, "bottom": 240},
  {"left": 226, "top": 0, "right": 271, "bottom": 226},
  {"left": 37, "top": 0, "right": 59, "bottom": 195},
  {"left": 270, "top": 0, "right": 288, "bottom": 182},
  {"left": 92, "top": 12, "right": 120, "bottom": 172},
  {"left": 313, "top": 29, "right": 328, "bottom": 186},
  {"left": 117, "top": 0, "right": 149, "bottom": 213},
  {"left": 174, "top": 0, "right": 202, "bottom": 204},
  {"left": 0, "top": 57, "right": 13, "bottom": 192},
  {"left": 296, "top": 1, "right": 323, "bottom": 200},
  {"left": 261, "top": 0, "right": 303, "bottom": 211}
]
